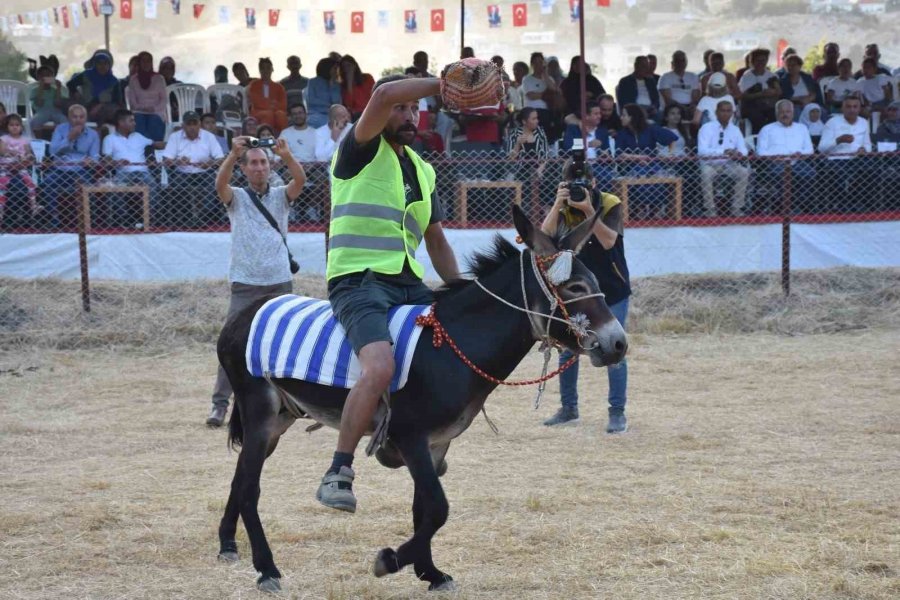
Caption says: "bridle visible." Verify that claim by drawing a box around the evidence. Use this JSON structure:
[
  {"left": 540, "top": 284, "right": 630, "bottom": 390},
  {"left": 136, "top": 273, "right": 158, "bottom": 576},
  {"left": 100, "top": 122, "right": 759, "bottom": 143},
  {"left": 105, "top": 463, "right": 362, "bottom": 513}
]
[{"left": 416, "top": 248, "right": 606, "bottom": 403}]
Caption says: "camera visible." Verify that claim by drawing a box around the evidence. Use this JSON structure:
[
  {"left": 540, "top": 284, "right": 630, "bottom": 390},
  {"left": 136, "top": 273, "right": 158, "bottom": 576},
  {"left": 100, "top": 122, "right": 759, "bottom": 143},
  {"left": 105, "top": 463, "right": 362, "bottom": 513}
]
[
  {"left": 247, "top": 137, "right": 276, "bottom": 148},
  {"left": 560, "top": 138, "right": 592, "bottom": 225},
  {"left": 289, "top": 257, "right": 300, "bottom": 274}
]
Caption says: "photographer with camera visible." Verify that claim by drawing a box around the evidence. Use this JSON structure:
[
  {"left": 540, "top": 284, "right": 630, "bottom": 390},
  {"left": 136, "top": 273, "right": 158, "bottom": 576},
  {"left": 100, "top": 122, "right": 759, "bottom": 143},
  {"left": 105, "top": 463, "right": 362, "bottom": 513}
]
[
  {"left": 205, "top": 135, "right": 307, "bottom": 427},
  {"left": 540, "top": 146, "right": 632, "bottom": 433}
]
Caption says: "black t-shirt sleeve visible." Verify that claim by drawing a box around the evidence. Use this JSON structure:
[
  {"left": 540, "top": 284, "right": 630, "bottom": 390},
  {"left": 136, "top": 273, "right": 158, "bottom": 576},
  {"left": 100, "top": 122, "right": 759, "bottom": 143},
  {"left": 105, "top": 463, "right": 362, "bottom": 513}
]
[
  {"left": 429, "top": 188, "right": 444, "bottom": 224},
  {"left": 332, "top": 124, "right": 380, "bottom": 180}
]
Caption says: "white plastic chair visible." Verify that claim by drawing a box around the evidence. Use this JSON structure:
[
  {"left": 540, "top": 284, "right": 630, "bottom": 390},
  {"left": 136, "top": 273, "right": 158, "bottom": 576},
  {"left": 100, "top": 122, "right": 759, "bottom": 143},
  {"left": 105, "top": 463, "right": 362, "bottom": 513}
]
[
  {"left": 0, "top": 80, "right": 33, "bottom": 136},
  {"left": 166, "top": 83, "right": 210, "bottom": 136},
  {"left": 207, "top": 84, "right": 247, "bottom": 132}
]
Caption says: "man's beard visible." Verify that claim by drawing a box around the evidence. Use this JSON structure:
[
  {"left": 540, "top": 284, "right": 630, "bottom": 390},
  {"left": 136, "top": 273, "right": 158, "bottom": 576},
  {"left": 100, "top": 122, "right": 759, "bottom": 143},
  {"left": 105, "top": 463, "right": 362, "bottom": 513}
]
[{"left": 384, "top": 124, "right": 417, "bottom": 145}]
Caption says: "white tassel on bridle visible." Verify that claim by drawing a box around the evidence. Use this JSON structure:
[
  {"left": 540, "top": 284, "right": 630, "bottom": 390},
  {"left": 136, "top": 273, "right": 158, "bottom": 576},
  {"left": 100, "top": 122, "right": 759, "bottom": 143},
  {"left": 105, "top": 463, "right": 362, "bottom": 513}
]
[{"left": 544, "top": 250, "right": 574, "bottom": 285}]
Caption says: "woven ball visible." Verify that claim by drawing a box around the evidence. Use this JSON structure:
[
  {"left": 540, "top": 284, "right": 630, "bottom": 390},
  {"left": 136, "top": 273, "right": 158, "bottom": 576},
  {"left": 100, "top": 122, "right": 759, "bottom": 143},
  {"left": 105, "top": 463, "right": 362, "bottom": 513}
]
[{"left": 440, "top": 58, "right": 506, "bottom": 111}]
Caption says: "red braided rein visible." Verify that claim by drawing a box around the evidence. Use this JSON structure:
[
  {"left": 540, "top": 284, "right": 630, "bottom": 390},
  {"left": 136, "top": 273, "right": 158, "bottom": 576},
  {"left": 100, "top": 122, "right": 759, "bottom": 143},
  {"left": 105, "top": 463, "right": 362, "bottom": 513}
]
[{"left": 415, "top": 309, "right": 578, "bottom": 386}]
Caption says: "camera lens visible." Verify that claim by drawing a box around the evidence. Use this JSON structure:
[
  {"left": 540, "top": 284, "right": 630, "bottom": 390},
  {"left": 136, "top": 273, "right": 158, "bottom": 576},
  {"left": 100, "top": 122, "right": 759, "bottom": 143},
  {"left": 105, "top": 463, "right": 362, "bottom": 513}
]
[{"left": 569, "top": 185, "right": 586, "bottom": 202}]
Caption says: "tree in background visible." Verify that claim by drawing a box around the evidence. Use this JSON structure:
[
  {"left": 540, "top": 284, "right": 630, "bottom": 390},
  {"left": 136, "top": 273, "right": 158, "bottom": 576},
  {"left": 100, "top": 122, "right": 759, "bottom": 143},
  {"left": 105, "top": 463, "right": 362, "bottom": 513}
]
[
  {"left": 803, "top": 40, "right": 825, "bottom": 74},
  {"left": 0, "top": 35, "right": 27, "bottom": 81}
]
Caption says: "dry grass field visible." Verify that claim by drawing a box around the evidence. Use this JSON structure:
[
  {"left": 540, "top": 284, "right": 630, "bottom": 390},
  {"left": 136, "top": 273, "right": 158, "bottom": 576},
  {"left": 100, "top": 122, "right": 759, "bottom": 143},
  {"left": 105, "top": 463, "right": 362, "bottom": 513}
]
[{"left": 1, "top": 270, "right": 899, "bottom": 599}]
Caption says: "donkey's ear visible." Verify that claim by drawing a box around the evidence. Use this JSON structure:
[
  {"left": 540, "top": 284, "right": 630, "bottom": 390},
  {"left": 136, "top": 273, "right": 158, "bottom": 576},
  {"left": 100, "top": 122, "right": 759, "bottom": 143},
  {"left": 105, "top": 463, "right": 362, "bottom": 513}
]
[
  {"left": 558, "top": 209, "right": 602, "bottom": 254},
  {"left": 512, "top": 204, "right": 556, "bottom": 255}
]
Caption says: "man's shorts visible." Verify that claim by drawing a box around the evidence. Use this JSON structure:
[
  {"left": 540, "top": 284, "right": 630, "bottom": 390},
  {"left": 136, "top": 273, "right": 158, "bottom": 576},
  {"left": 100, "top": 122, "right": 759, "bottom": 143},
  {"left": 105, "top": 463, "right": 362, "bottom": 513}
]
[{"left": 328, "top": 270, "right": 435, "bottom": 354}]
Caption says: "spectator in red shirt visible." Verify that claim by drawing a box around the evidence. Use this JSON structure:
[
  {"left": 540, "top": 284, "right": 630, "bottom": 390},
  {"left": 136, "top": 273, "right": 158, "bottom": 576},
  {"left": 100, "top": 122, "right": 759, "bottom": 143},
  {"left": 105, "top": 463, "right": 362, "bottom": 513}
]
[
  {"left": 339, "top": 55, "right": 375, "bottom": 121},
  {"left": 812, "top": 43, "right": 841, "bottom": 82}
]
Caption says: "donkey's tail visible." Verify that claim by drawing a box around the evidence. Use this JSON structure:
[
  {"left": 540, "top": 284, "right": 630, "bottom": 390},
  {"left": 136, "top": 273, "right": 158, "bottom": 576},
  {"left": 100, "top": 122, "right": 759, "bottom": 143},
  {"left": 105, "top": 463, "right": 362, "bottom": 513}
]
[{"left": 228, "top": 401, "right": 244, "bottom": 450}]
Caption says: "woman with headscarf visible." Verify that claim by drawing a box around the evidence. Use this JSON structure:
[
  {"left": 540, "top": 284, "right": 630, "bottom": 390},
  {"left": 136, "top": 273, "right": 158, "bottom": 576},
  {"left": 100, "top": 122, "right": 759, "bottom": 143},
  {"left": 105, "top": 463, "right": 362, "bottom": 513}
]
[
  {"left": 126, "top": 52, "right": 168, "bottom": 141},
  {"left": 874, "top": 101, "right": 900, "bottom": 145},
  {"left": 799, "top": 102, "right": 825, "bottom": 148},
  {"left": 247, "top": 57, "right": 288, "bottom": 133},
  {"left": 66, "top": 50, "right": 124, "bottom": 124}
]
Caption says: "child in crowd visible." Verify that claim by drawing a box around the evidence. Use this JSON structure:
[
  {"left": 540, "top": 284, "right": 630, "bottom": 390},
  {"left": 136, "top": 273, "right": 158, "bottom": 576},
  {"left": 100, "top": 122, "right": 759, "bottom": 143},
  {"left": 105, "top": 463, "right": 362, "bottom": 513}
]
[
  {"left": 29, "top": 65, "right": 68, "bottom": 133},
  {"left": 0, "top": 115, "right": 42, "bottom": 224}
]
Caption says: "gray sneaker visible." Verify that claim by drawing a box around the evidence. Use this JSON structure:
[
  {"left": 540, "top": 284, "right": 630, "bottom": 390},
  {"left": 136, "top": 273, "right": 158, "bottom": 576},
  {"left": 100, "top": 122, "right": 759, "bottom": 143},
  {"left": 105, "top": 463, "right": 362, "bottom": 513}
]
[
  {"left": 543, "top": 406, "right": 580, "bottom": 426},
  {"left": 607, "top": 410, "right": 628, "bottom": 434},
  {"left": 316, "top": 466, "right": 357, "bottom": 513},
  {"left": 206, "top": 405, "right": 227, "bottom": 427}
]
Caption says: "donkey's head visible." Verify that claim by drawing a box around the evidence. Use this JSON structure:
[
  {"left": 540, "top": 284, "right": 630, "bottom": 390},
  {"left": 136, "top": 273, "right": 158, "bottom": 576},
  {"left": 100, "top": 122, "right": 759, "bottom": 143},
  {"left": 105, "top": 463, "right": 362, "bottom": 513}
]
[{"left": 513, "top": 205, "right": 627, "bottom": 367}]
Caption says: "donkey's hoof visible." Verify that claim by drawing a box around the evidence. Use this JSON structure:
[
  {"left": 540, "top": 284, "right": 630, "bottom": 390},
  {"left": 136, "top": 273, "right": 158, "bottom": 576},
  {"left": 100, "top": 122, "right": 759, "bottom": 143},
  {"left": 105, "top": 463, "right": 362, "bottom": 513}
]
[
  {"left": 373, "top": 547, "right": 400, "bottom": 577},
  {"left": 217, "top": 550, "right": 239, "bottom": 563},
  {"left": 257, "top": 576, "right": 281, "bottom": 594},
  {"left": 429, "top": 576, "right": 457, "bottom": 592}
]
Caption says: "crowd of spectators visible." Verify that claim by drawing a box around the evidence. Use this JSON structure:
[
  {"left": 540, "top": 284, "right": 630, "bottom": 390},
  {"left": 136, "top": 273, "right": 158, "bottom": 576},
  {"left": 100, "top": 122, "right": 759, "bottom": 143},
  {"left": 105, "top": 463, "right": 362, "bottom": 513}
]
[{"left": 0, "top": 42, "right": 898, "bottom": 230}]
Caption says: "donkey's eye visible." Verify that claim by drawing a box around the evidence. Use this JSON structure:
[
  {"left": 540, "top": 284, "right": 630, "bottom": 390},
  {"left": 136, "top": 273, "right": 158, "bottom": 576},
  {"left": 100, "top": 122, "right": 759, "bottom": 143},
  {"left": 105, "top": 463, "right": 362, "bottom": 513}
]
[{"left": 567, "top": 284, "right": 589, "bottom": 295}]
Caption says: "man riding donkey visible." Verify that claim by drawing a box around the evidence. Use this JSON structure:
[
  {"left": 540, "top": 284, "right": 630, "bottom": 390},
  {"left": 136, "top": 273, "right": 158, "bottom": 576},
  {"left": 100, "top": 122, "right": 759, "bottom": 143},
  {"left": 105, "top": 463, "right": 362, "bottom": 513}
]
[{"left": 317, "top": 72, "right": 467, "bottom": 512}]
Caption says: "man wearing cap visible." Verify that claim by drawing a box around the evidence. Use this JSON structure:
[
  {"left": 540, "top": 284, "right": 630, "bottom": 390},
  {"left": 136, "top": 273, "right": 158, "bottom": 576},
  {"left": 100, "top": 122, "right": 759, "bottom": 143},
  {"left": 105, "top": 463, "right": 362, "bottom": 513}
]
[
  {"left": 693, "top": 72, "right": 736, "bottom": 128},
  {"left": 161, "top": 110, "right": 225, "bottom": 226}
]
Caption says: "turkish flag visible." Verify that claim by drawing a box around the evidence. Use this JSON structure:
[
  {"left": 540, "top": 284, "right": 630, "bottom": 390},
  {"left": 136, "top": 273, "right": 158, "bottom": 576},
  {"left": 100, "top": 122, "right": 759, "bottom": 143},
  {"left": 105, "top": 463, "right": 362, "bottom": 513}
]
[
  {"left": 268, "top": 9, "right": 279, "bottom": 26},
  {"left": 193, "top": 3, "right": 204, "bottom": 19},
  {"left": 350, "top": 11, "right": 364, "bottom": 33},
  {"left": 120, "top": 0, "right": 132, "bottom": 19},
  {"left": 776, "top": 39, "right": 789, "bottom": 67},
  {"left": 61, "top": 6, "right": 69, "bottom": 27},
  {"left": 597, "top": 0, "right": 611, "bottom": 6},
  {"left": 512, "top": 3, "right": 527, "bottom": 27},
  {"left": 91, "top": 0, "right": 100, "bottom": 17},
  {"left": 430, "top": 9, "right": 444, "bottom": 32}
]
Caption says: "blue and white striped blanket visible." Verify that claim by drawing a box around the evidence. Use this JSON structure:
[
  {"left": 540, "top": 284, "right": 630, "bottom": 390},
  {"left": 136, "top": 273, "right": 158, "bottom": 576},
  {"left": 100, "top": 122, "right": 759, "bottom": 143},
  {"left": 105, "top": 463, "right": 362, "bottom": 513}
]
[{"left": 246, "top": 295, "right": 432, "bottom": 392}]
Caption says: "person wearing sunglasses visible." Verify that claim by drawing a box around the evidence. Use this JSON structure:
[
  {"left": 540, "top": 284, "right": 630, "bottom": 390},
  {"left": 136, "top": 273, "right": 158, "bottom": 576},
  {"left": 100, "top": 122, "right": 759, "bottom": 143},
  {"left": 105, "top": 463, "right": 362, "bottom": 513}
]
[
  {"left": 697, "top": 100, "right": 750, "bottom": 217},
  {"left": 659, "top": 50, "right": 701, "bottom": 117}
]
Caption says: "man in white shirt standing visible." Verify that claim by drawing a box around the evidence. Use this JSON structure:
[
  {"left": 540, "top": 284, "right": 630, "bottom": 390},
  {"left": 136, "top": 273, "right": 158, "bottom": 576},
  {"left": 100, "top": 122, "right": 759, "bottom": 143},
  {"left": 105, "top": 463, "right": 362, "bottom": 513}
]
[
  {"left": 817, "top": 96, "right": 872, "bottom": 214},
  {"left": 757, "top": 100, "right": 815, "bottom": 214},
  {"left": 522, "top": 52, "right": 557, "bottom": 133},
  {"left": 206, "top": 136, "right": 307, "bottom": 427},
  {"left": 825, "top": 59, "right": 862, "bottom": 114},
  {"left": 278, "top": 104, "right": 317, "bottom": 163},
  {"left": 101, "top": 109, "right": 165, "bottom": 227},
  {"left": 697, "top": 100, "right": 750, "bottom": 217},
  {"left": 658, "top": 51, "right": 701, "bottom": 116},
  {"left": 161, "top": 110, "right": 225, "bottom": 226}
]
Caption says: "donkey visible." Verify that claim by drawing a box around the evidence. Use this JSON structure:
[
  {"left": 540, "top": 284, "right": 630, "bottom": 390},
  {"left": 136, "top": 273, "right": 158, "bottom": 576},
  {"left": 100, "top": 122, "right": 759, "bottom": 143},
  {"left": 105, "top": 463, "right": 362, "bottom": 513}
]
[{"left": 215, "top": 206, "right": 628, "bottom": 593}]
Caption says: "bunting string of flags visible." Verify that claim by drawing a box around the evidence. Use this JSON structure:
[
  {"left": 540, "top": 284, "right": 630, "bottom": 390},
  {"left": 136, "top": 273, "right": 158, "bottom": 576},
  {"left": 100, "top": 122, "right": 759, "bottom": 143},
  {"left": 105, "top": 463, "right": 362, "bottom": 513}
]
[{"left": 0, "top": 1, "right": 614, "bottom": 36}]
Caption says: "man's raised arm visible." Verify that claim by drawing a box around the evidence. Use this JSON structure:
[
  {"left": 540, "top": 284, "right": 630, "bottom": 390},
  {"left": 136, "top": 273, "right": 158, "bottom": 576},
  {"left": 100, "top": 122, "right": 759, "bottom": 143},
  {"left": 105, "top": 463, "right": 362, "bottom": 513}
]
[{"left": 353, "top": 77, "right": 442, "bottom": 144}]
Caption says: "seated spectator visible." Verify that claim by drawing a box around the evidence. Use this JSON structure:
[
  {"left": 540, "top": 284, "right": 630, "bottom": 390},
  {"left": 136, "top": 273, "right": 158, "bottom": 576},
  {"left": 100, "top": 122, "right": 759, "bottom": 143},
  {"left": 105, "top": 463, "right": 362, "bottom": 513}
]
[
  {"left": 698, "top": 49, "right": 715, "bottom": 80},
  {"left": 0, "top": 114, "right": 42, "bottom": 223},
  {"left": 560, "top": 56, "right": 605, "bottom": 115},
  {"left": 201, "top": 112, "right": 229, "bottom": 154},
  {"left": 598, "top": 94, "right": 622, "bottom": 136},
  {"left": 735, "top": 51, "right": 752, "bottom": 83},
  {"left": 547, "top": 56, "right": 565, "bottom": 87},
  {"left": 43, "top": 104, "right": 100, "bottom": 227},
  {"left": 247, "top": 58, "right": 288, "bottom": 134},
  {"left": 616, "top": 104, "right": 679, "bottom": 219},
  {"left": 158, "top": 56, "right": 183, "bottom": 122},
  {"left": 161, "top": 110, "right": 224, "bottom": 226},
  {"left": 507, "top": 107, "right": 550, "bottom": 161},
  {"left": 461, "top": 99, "right": 504, "bottom": 152},
  {"left": 858, "top": 57, "right": 893, "bottom": 115},
  {"left": 101, "top": 109, "right": 164, "bottom": 226},
  {"left": 739, "top": 48, "right": 781, "bottom": 134},
  {"left": 255, "top": 124, "right": 285, "bottom": 187},
  {"left": 281, "top": 55, "right": 308, "bottom": 108},
  {"left": 799, "top": 103, "right": 825, "bottom": 147},
  {"left": 461, "top": 47, "right": 475, "bottom": 59},
  {"left": 339, "top": 55, "right": 375, "bottom": 121},
  {"left": 278, "top": 104, "right": 317, "bottom": 162},
  {"left": 0, "top": 103, "right": 7, "bottom": 135},
  {"left": 126, "top": 51, "right": 168, "bottom": 142},
  {"left": 658, "top": 104, "right": 691, "bottom": 157},
  {"left": 214, "top": 65, "right": 229, "bottom": 84},
  {"left": 825, "top": 59, "right": 862, "bottom": 114},
  {"left": 874, "top": 101, "right": 900, "bottom": 145},
  {"left": 757, "top": 100, "right": 815, "bottom": 213},
  {"left": 817, "top": 96, "right": 872, "bottom": 213},
  {"left": 616, "top": 56, "right": 659, "bottom": 120},
  {"left": 812, "top": 43, "right": 841, "bottom": 82},
  {"left": 120, "top": 55, "right": 139, "bottom": 94},
  {"left": 30, "top": 65, "right": 68, "bottom": 132},
  {"left": 314, "top": 104, "right": 351, "bottom": 162},
  {"left": 232, "top": 62, "right": 253, "bottom": 87},
  {"left": 658, "top": 51, "right": 701, "bottom": 115},
  {"left": 306, "top": 58, "right": 342, "bottom": 129},
  {"left": 779, "top": 55, "right": 823, "bottom": 119},
  {"left": 693, "top": 73, "right": 736, "bottom": 128},
  {"left": 700, "top": 52, "right": 742, "bottom": 101},
  {"left": 697, "top": 100, "right": 749, "bottom": 217},
  {"left": 562, "top": 102, "right": 614, "bottom": 190},
  {"left": 854, "top": 44, "right": 892, "bottom": 79},
  {"left": 241, "top": 116, "right": 260, "bottom": 137},
  {"left": 66, "top": 50, "right": 123, "bottom": 125}
]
